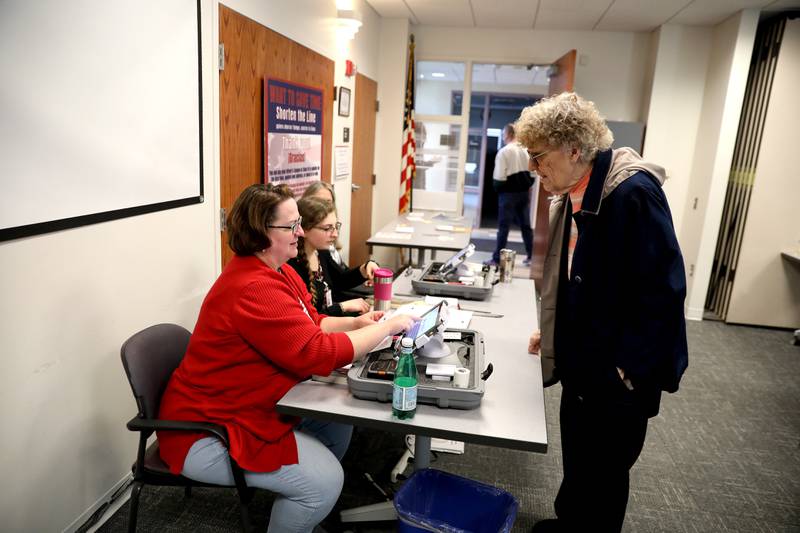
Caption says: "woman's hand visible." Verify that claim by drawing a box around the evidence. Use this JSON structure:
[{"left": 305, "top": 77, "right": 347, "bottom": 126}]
[
  {"left": 528, "top": 330, "right": 541, "bottom": 354},
  {"left": 360, "top": 260, "right": 379, "bottom": 281},
  {"left": 340, "top": 298, "right": 370, "bottom": 314},
  {"left": 385, "top": 313, "right": 418, "bottom": 335},
  {"left": 344, "top": 312, "right": 418, "bottom": 359},
  {"left": 353, "top": 310, "right": 384, "bottom": 328}
]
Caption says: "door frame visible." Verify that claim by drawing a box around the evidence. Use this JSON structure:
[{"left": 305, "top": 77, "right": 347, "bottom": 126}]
[{"left": 414, "top": 57, "right": 556, "bottom": 220}]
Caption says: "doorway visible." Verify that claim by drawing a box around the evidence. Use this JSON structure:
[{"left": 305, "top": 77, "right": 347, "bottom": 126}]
[{"left": 461, "top": 92, "right": 542, "bottom": 229}]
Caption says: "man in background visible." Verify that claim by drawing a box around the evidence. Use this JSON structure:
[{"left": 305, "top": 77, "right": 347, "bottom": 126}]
[{"left": 488, "top": 124, "right": 534, "bottom": 266}]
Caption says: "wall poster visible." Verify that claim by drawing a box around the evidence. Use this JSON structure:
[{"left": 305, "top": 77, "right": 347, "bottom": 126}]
[{"left": 265, "top": 78, "right": 323, "bottom": 197}]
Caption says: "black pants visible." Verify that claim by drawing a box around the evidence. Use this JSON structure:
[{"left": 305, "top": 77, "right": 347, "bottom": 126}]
[
  {"left": 492, "top": 191, "right": 533, "bottom": 262},
  {"left": 554, "top": 387, "right": 649, "bottom": 532}
]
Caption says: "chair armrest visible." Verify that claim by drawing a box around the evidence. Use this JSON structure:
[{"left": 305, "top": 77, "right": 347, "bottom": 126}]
[{"left": 127, "top": 416, "right": 230, "bottom": 447}]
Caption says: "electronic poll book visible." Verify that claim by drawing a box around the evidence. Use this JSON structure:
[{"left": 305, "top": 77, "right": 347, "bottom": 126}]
[{"left": 411, "top": 243, "right": 495, "bottom": 301}]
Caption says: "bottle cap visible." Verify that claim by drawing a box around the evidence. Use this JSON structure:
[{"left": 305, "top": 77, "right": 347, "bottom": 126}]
[{"left": 401, "top": 337, "right": 414, "bottom": 349}]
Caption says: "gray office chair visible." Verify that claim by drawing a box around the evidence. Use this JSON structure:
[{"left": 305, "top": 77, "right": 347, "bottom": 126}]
[{"left": 120, "top": 323, "right": 255, "bottom": 533}]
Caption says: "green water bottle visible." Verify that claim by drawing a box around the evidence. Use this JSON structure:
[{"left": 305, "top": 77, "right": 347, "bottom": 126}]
[{"left": 392, "top": 337, "right": 418, "bottom": 420}]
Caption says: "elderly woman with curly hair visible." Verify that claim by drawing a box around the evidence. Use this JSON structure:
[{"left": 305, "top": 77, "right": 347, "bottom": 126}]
[{"left": 520, "top": 93, "right": 688, "bottom": 533}]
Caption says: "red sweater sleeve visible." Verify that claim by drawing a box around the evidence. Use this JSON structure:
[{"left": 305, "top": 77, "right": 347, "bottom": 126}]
[{"left": 232, "top": 268, "right": 354, "bottom": 377}]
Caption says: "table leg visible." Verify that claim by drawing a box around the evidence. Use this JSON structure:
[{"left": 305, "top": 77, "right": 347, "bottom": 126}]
[
  {"left": 418, "top": 248, "right": 427, "bottom": 267},
  {"left": 339, "top": 433, "right": 433, "bottom": 523},
  {"left": 413, "top": 435, "right": 431, "bottom": 470}
]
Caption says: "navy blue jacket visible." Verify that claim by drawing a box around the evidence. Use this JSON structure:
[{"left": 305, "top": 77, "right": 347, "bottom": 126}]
[{"left": 553, "top": 149, "right": 688, "bottom": 417}]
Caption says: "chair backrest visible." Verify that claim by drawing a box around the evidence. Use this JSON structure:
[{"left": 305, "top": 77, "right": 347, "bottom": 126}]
[{"left": 121, "top": 323, "right": 191, "bottom": 419}]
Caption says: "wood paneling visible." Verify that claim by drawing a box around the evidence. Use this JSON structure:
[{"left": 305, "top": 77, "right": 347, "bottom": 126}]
[
  {"left": 530, "top": 49, "right": 576, "bottom": 281},
  {"left": 219, "top": 5, "right": 334, "bottom": 267},
  {"left": 349, "top": 73, "right": 378, "bottom": 267}
]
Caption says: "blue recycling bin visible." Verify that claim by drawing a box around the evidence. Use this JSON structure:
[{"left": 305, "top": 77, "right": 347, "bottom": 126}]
[{"left": 394, "top": 469, "right": 518, "bottom": 533}]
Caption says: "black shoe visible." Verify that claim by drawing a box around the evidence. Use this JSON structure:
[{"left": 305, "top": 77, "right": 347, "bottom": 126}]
[{"left": 531, "top": 518, "right": 561, "bottom": 533}]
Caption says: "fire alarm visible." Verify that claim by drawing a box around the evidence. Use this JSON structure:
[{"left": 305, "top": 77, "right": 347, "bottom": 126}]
[{"left": 345, "top": 60, "right": 357, "bottom": 77}]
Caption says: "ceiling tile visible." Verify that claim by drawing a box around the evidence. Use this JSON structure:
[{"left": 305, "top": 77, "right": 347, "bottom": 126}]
[
  {"left": 595, "top": 0, "right": 690, "bottom": 31},
  {"left": 671, "top": 0, "right": 774, "bottom": 26},
  {"left": 365, "top": 0, "right": 416, "bottom": 20},
  {"left": 406, "top": 0, "right": 476, "bottom": 27},
  {"left": 367, "top": 0, "right": 800, "bottom": 31},
  {"left": 534, "top": 0, "right": 612, "bottom": 30},
  {"left": 471, "top": 0, "right": 539, "bottom": 29}
]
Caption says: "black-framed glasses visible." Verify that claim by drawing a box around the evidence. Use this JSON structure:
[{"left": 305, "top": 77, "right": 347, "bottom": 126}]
[
  {"left": 267, "top": 216, "right": 303, "bottom": 234},
  {"left": 527, "top": 149, "right": 551, "bottom": 167},
  {"left": 315, "top": 222, "right": 342, "bottom": 233}
]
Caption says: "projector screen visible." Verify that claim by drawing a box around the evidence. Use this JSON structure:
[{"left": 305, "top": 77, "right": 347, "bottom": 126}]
[{"left": 0, "top": 0, "right": 203, "bottom": 242}]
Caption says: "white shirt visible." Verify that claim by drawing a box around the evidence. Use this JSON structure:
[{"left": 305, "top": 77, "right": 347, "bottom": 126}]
[{"left": 493, "top": 142, "right": 530, "bottom": 181}]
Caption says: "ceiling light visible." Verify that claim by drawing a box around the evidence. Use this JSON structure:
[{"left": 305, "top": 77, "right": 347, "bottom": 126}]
[
  {"left": 336, "top": 9, "right": 362, "bottom": 40},
  {"left": 431, "top": 72, "right": 445, "bottom": 78}
]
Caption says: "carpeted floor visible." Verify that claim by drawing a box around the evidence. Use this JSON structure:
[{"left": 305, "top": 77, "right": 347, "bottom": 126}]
[{"left": 97, "top": 320, "right": 800, "bottom": 533}]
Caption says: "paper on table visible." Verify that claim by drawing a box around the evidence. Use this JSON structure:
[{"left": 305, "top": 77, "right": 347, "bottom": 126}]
[
  {"left": 435, "top": 225, "right": 468, "bottom": 233},
  {"left": 425, "top": 363, "right": 456, "bottom": 376},
  {"left": 424, "top": 295, "right": 459, "bottom": 307},
  {"left": 374, "top": 231, "right": 412, "bottom": 240},
  {"left": 369, "top": 335, "right": 393, "bottom": 352},
  {"left": 394, "top": 225, "right": 414, "bottom": 233},
  {"left": 431, "top": 213, "right": 465, "bottom": 222},
  {"left": 446, "top": 309, "right": 472, "bottom": 329}
]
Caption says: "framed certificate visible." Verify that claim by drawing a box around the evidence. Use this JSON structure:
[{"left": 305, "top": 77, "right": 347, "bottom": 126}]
[{"left": 338, "top": 86, "right": 351, "bottom": 117}]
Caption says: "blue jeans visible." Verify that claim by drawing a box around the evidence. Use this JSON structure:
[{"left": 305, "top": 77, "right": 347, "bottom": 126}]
[
  {"left": 492, "top": 191, "right": 533, "bottom": 263},
  {"left": 182, "top": 419, "right": 353, "bottom": 532}
]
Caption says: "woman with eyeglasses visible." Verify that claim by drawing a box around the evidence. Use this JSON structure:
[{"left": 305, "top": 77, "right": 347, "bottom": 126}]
[
  {"left": 288, "top": 196, "right": 379, "bottom": 316},
  {"left": 157, "top": 183, "right": 416, "bottom": 532},
  {"left": 519, "top": 93, "right": 687, "bottom": 533}
]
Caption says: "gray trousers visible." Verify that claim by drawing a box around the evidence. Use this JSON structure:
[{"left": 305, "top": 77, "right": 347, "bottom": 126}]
[{"left": 182, "top": 419, "right": 352, "bottom": 533}]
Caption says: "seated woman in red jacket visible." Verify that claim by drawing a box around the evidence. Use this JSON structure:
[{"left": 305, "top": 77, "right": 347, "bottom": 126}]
[
  {"left": 288, "top": 196, "right": 378, "bottom": 316},
  {"left": 158, "top": 183, "right": 415, "bottom": 532}
]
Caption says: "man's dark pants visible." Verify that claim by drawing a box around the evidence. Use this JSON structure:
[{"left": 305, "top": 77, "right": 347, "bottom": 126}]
[
  {"left": 553, "top": 386, "right": 649, "bottom": 532},
  {"left": 492, "top": 190, "right": 533, "bottom": 263}
]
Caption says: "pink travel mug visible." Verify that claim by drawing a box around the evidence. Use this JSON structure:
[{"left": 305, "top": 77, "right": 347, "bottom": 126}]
[{"left": 373, "top": 268, "right": 394, "bottom": 311}]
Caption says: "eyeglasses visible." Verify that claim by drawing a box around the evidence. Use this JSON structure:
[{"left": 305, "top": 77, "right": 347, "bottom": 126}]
[
  {"left": 527, "top": 149, "right": 551, "bottom": 168},
  {"left": 267, "top": 216, "right": 303, "bottom": 234},
  {"left": 314, "top": 222, "right": 342, "bottom": 233}
]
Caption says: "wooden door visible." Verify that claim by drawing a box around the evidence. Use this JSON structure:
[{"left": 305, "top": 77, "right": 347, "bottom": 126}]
[
  {"left": 349, "top": 73, "right": 377, "bottom": 266},
  {"left": 218, "top": 6, "right": 334, "bottom": 267},
  {"left": 530, "top": 49, "right": 576, "bottom": 281}
]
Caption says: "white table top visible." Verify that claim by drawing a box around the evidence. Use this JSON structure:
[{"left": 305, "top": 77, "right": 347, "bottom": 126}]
[
  {"left": 366, "top": 212, "right": 473, "bottom": 253},
  {"left": 277, "top": 270, "right": 547, "bottom": 453}
]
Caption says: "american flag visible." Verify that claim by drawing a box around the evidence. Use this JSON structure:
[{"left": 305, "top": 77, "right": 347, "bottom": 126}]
[{"left": 399, "top": 35, "right": 416, "bottom": 213}]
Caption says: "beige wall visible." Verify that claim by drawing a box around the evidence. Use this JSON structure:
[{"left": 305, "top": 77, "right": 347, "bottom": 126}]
[
  {"left": 370, "top": 17, "right": 410, "bottom": 268},
  {"left": 643, "top": 24, "right": 713, "bottom": 240},
  {"left": 726, "top": 18, "right": 800, "bottom": 328},
  {"left": 681, "top": 10, "right": 759, "bottom": 320}
]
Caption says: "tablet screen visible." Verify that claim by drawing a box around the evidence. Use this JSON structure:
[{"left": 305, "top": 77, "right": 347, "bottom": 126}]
[
  {"left": 406, "top": 302, "right": 444, "bottom": 341},
  {"left": 439, "top": 243, "right": 475, "bottom": 276}
]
